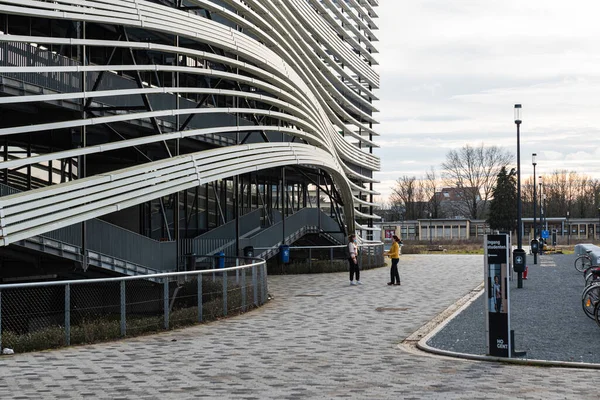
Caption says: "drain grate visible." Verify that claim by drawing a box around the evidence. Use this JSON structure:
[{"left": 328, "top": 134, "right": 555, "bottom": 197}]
[
  {"left": 375, "top": 307, "right": 409, "bottom": 312},
  {"left": 295, "top": 294, "right": 323, "bottom": 297}
]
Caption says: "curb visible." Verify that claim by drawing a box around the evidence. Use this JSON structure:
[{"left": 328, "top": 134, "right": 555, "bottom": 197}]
[{"left": 401, "top": 283, "right": 600, "bottom": 370}]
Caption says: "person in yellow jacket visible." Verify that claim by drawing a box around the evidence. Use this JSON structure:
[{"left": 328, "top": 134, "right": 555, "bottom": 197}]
[{"left": 384, "top": 235, "right": 402, "bottom": 285}]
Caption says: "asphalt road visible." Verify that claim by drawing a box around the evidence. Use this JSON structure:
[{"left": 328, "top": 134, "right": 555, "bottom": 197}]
[{"left": 427, "top": 253, "right": 600, "bottom": 363}]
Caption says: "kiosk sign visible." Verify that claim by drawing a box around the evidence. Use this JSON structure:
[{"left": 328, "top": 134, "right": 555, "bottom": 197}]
[{"left": 484, "top": 234, "right": 511, "bottom": 357}]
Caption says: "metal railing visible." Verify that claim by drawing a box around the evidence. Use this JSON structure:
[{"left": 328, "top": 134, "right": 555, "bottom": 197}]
[
  {"left": 0, "top": 256, "right": 268, "bottom": 353},
  {"left": 0, "top": 41, "right": 253, "bottom": 129}
]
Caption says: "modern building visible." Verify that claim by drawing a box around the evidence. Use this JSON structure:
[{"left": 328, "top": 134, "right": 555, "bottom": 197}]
[{"left": 0, "top": 0, "right": 380, "bottom": 280}]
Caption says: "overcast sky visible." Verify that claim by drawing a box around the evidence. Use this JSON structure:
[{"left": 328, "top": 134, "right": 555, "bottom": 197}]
[{"left": 373, "top": 1, "right": 600, "bottom": 204}]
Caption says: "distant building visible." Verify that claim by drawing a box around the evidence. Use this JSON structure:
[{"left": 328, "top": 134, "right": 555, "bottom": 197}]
[{"left": 433, "top": 187, "right": 482, "bottom": 219}]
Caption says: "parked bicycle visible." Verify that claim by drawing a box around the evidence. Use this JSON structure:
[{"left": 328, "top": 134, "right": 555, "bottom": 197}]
[
  {"left": 581, "top": 282, "right": 600, "bottom": 319},
  {"left": 574, "top": 250, "right": 593, "bottom": 273},
  {"left": 584, "top": 266, "right": 600, "bottom": 287},
  {"left": 594, "top": 301, "right": 600, "bottom": 328}
]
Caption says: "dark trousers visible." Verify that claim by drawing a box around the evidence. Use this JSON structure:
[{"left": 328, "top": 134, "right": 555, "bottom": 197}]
[
  {"left": 390, "top": 258, "right": 400, "bottom": 284},
  {"left": 348, "top": 258, "right": 360, "bottom": 281}
]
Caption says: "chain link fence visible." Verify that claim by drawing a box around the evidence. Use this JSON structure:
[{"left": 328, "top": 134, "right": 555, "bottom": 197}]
[{"left": 0, "top": 257, "right": 267, "bottom": 353}]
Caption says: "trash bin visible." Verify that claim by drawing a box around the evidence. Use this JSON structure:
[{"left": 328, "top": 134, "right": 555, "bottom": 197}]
[
  {"left": 185, "top": 252, "right": 196, "bottom": 270},
  {"left": 214, "top": 251, "right": 225, "bottom": 269},
  {"left": 513, "top": 248, "right": 526, "bottom": 273},
  {"left": 530, "top": 239, "right": 539, "bottom": 254},
  {"left": 243, "top": 246, "right": 254, "bottom": 258},
  {"left": 279, "top": 245, "right": 290, "bottom": 264}
]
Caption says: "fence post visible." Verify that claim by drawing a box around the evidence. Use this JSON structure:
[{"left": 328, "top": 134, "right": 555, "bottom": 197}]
[
  {"left": 120, "top": 280, "right": 126, "bottom": 337},
  {"left": 65, "top": 284, "right": 70, "bottom": 346},
  {"left": 212, "top": 257, "right": 216, "bottom": 282},
  {"left": 262, "top": 264, "right": 268, "bottom": 304},
  {"left": 257, "top": 264, "right": 262, "bottom": 305},
  {"left": 308, "top": 248, "right": 312, "bottom": 271},
  {"left": 197, "top": 273, "right": 203, "bottom": 322},
  {"left": 236, "top": 258, "right": 240, "bottom": 285},
  {"left": 360, "top": 247, "right": 364, "bottom": 268},
  {"left": 330, "top": 247, "right": 334, "bottom": 269},
  {"left": 252, "top": 265, "right": 258, "bottom": 306},
  {"left": 163, "top": 277, "right": 169, "bottom": 330},
  {"left": 241, "top": 265, "right": 246, "bottom": 312},
  {"left": 223, "top": 268, "right": 228, "bottom": 317}
]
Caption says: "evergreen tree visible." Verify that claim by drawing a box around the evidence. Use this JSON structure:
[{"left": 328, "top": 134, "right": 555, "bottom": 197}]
[{"left": 487, "top": 167, "right": 517, "bottom": 233}]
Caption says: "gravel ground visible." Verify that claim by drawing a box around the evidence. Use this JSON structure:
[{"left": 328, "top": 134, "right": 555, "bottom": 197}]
[{"left": 427, "top": 253, "right": 600, "bottom": 363}]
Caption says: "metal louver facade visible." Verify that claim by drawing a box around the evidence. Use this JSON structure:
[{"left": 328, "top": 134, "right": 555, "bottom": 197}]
[{"left": 0, "top": 0, "right": 380, "bottom": 273}]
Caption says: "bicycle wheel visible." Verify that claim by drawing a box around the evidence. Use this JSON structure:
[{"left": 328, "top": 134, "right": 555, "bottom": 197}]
[
  {"left": 585, "top": 272, "right": 596, "bottom": 287},
  {"left": 582, "top": 284, "right": 600, "bottom": 319},
  {"left": 575, "top": 255, "right": 592, "bottom": 273},
  {"left": 595, "top": 301, "right": 600, "bottom": 328}
]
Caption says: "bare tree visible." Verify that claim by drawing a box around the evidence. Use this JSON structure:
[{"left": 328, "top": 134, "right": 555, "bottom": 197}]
[
  {"left": 424, "top": 167, "right": 441, "bottom": 218},
  {"left": 441, "top": 144, "right": 513, "bottom": 219},
  {"left": 389, "top": 175, "right": 427, "bottom": 220}
]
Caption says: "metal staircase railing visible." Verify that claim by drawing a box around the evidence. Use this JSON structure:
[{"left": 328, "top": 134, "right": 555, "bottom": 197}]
[{"left": 0, "top": 183, "right": 171, "bottom": 275}]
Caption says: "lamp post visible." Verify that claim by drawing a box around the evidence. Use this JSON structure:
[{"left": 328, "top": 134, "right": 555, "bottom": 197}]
[
  {"left": 532, "top": 153, "right": 537, "bottom": 265},
  {"left": 543, "top": 193, "right": 547, "bottom": 231},
  {"left": 539, "top": 176, "right": 543, "bottom": 254},
  {"left": 429, "top": 212, "right": 433, "bottom": 244},
  {"left": 514, "top": 104, "right": 525, "bottom": 288},
  {"left": 566, "top": 210, "right": 570, "bottom": 246}
]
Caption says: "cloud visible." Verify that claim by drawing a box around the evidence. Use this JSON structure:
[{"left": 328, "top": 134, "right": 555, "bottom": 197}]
[{"left": 371, "top": 1, "right": 600, "bottom": 203}]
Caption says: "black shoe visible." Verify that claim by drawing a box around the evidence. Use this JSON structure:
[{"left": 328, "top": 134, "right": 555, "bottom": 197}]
[
  {"left": 387, "top": 282, "right": 393, "bottom": 285},
  {"left": 394, "top": 282, "right": 401, "bottom": 285}
]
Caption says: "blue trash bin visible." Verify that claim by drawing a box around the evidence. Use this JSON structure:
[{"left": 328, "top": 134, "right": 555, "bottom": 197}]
[
  {"left": 279, "top": 245, "right": 290, "bottom": 264},
  {"left": 215, "top": 251, "right": 225, "bottom": 268}
]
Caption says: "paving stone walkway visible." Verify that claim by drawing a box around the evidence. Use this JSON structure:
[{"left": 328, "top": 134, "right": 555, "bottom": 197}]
[{"left": 0, "top": 255, "right": 597, "bottom": 399}]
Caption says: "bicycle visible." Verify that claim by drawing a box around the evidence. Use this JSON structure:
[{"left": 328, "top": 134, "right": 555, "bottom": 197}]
[
  {"left": 574, "top": 251, "right": 593, "bottom": 273},
  {"left": 594, "top": 301, "right": 600, "bottom": 328},
  {"left": 582, "top": 282, "right": 600, "bottom": 319},
  {"left": 584, "top": 265, "right": 600, "bottom": 287}
]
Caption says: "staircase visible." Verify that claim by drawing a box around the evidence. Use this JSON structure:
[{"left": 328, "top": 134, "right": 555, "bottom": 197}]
[{"left": 1, "top": 185, "right": 345, "bottom": 276}]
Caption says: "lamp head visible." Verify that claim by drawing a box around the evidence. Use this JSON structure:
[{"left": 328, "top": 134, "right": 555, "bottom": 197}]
[
  {"left": 514, "top": 104, "right": 522, "bottom": 124},
  {"left": 532, "top": 153, "right": 537, "bottom": 166}
]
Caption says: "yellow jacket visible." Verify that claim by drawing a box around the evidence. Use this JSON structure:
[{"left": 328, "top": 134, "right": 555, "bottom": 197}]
[{"left": 387, "top": 241, "right": 400, "bottom": 258}]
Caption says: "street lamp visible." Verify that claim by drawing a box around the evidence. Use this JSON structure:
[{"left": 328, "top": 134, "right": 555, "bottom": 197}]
[
  {"left": 539, "top": 176, "right": 543, "bottom": 254},
  {"left": 532, "top": 153, "right": 537, "bottom": 265},
  {"left": 543, "top": 193, "right": 547, "bottom": 231},
  {"left": 514, "top": 104, "right": 525, "bottom": 288}
]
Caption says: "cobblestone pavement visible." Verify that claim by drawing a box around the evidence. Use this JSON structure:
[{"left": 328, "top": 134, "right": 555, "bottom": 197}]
[{"left": 0, "top": 255, "right": 597, "bottom": 399}]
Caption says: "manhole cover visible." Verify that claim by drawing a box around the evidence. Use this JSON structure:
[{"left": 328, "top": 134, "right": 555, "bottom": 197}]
[
  {"left": 375, "top": 307, "right": 409, "bottom": 312},
  {"left": 295, "top": 294, "right": 323, "bottom": 297}
]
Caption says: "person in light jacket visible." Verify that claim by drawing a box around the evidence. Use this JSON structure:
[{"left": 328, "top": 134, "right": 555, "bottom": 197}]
[{"left": 347, "top": 234, "right": 362, "bottom": 285}]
